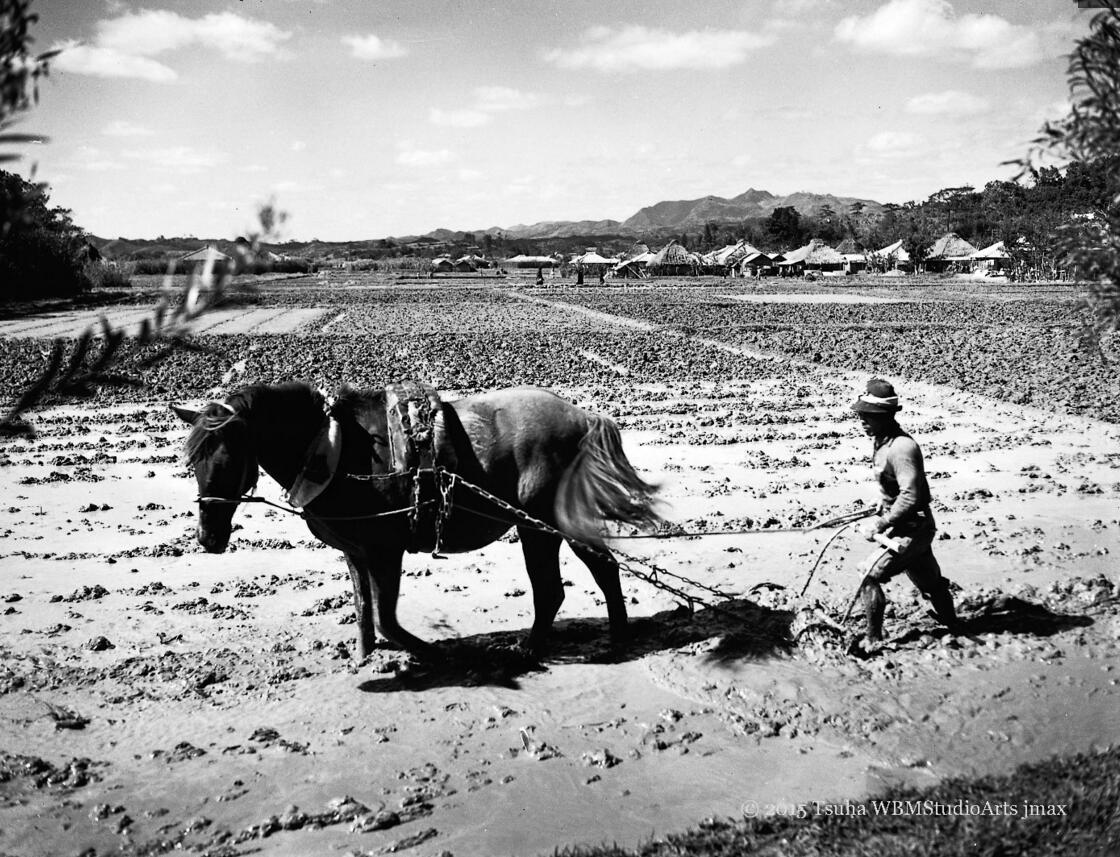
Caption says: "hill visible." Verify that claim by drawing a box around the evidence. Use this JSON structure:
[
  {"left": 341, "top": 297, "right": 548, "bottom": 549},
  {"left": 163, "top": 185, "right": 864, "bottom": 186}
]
[
  {"left": 89, "top": 186, "right": 886, "bottom": 259},
  {"left": 620, "top": 188, "right": 883, "bottom": 232}
]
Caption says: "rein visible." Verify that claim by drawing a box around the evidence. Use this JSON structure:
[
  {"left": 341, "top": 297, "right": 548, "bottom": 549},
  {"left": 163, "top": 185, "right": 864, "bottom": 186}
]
[{"left": 197, "top": 492, "right": 435, "bottom": 522}]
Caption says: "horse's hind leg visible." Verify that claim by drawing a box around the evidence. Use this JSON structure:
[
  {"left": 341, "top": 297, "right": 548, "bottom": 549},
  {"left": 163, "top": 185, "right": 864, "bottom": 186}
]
[
  {"left": 569, "top": 542, "right": 629, "bottom": 646},
  {"left": 344, "top": 554, "right": 376, "bottom": 658},
  {"left": 518, "top": 527, "right": 565, "bottom": 656}
]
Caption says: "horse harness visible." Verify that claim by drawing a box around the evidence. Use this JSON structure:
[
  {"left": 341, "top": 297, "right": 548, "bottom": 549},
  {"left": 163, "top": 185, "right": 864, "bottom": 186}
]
[{"left": 334, "top": 380, "right": 454, "bottom": 554}]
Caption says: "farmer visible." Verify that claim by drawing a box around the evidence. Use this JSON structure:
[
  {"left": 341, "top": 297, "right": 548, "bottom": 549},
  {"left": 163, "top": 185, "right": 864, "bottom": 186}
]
[{"left": 851, "top": 378, "right": 959, "bottom": 649}]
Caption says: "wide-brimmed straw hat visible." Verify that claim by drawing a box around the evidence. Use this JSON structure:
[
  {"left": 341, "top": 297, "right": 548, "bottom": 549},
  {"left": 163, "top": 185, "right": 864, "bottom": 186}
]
[{"left": 851, "top": 377, "right": 902, "bottom": 414}]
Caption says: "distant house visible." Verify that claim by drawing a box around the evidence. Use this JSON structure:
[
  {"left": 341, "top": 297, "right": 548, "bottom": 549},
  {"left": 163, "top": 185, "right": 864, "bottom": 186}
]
[
  {"left": 836, "top": 237, "right": 867, "bottom": 274},
  {"left": 872, "top": 239, "right": 911, "bottom": 271},
  {"left": 739, "top": 251, "right": 780, "bottom": 277},
  {"left": 179, "top": 245, "right": 232, "bottom": 265},
  {"left": 430, "top": 256, "right": 454, "bottom": 273},
  {"left": 969, "top": 241, "right": 1010, "bottom": 274},
  {"left": 924, "top": 232, "right": 978, "bottom": 272},
  {"left": 703, "top": 239, "right": 759, "bottom": 275},
  {"left": 613, "top": 250, "right": 655, "bottom": 279},
  {"left": 505, "top": 254, "right": 559, "bottom": 269},
  {"left": 776, "top": 239, "right": 844, "bottom": 275},
  {"left": 647, "top": 240, "right": 699, "bottom": 276}
]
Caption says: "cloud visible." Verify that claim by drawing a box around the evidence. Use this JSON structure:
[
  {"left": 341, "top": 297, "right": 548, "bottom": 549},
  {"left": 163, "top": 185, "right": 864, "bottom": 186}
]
[
  {"left": 53, "top": 10, "right": 291, "bottom": 81},
  {"left": 64, "top": 145, "right": 125, "bottom": 171},
  {"left": 343, "top": 33, "right": 408, "bottom": 60},
  {"left": 472, "top": 86, "right": 543, "bottom": 112},
  {"left": 731, "top": 153, "right": 753, "bottom": 168},
  {"left": 95, "top": 10, "right": 290, "bottom": 61},
  {"left": 54, "top": 42, "right": 177, "bottom": 82},
  {"left": 771, "top": 0, "right": 836, "bottom": 14},
  {"left": 428, "top": 86, "right": 545, "bottom": 129},
  {"left": 272, "top": 179, "right": 324, "bottom": 193},
  {"left": 835, "top": 0, "right": 1075, "bottom": 69},
  {"left": 905, "top": 90, "right": 989, "bottom": 115},
  {"left": 544, "top": 26, "right": 775, "bottom": 72},
  {"left": 102, "top": 119, "right": 155, "bottom": 137},
  {"left": 857, "top": 131, "right": 924, "bottom": 162},
  {"left": 124, "top": 146, "right": 229, "bottom": 172},
  {"left": 291, "top": 141, "right": 307, "bottom": 152},
  {"left": 429, "top": 108, "right": 491, "bottom": 128},
  {"left": 396, "top": 148, "right": 455, "bottom": 167}
]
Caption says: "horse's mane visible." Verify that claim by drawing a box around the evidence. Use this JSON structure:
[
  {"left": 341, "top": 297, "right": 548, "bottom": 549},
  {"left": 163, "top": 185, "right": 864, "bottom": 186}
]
[
  {"left": 329, "top": 384, "right": 386, "bottom": 420},
  {"left": 183, "top": 381, "right": 326, "bottom": 464}
]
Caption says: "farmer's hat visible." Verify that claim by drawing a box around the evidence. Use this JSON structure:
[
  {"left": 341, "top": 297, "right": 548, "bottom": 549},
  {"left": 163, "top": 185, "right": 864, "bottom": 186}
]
[{"left": 851, "top": 377, "right": 902, "bottom": 414}]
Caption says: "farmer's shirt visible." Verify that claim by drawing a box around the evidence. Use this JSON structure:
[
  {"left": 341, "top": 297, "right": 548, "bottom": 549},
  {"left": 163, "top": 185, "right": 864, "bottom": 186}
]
[{"left": 872, "top": 429, "right": 933, "bottom": 530}]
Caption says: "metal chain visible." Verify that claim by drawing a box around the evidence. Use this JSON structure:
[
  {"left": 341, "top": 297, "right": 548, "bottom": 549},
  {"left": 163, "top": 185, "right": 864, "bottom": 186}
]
[
  {"left": 432, "top": 468, "right": 455, "bottom": 556},
  {"left": 445, "top": 471, "right": 743, "bottom": 613}
]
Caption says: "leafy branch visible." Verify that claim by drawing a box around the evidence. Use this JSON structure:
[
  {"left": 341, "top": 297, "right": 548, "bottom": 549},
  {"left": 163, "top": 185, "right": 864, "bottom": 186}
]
[
  {"left": 1010, "top": 1, "right": 1120, "bottom": 347},
  {"left": 0, "top": 214, "right": 285, "bottom": 436}
]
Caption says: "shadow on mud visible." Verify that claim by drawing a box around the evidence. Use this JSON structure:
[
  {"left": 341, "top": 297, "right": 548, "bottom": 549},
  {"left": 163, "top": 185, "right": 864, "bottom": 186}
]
[
  {"left": 357, "top": 597, "right": 794, "bottom": 693},
  {"left": 888, "top": 594, "right": 1096, "bottom": 649}
]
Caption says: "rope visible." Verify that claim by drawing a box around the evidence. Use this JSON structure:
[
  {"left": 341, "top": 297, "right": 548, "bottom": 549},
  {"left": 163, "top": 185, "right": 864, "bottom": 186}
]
[{"left": 798, "top": 519, "right": 863, "bottom": 598}]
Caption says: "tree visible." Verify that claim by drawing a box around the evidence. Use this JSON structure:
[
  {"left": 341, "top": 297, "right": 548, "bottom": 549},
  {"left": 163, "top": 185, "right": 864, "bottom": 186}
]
[
  {"left": 927, "top": 185, "right": 975, "bottom": 234},
  {"left": 765, "top": 206, "right": 804, "bottom": 247},
  {"left": 2, "top": 0, "right": 56, "bottom": 235},
  {"left": 0, "top": 169, "right": 92, "bottom": 297},
  {"left": 1016, "top": 1, "right": 1120, "bottom": 334}
]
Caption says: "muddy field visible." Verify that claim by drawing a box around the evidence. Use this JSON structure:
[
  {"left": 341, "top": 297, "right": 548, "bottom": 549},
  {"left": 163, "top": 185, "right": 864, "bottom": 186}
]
[{"left": 1, "top": 274, "right": 1118, "bottom": 856}]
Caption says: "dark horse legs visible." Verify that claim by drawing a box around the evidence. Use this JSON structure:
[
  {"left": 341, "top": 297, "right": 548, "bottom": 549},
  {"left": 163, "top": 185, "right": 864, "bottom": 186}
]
[
  {"left": 518, "top": 527, "right": 566, "bottom": 655},
  {"left": 345, "top": 533, "right": 630, "bottom": 662},
  {"left": 568, "top": 541, "right": 629, "bottom": 645},
  {"left": 346, "top": 548, "right": 436, "bottom": 660},
  {"left": 517, "top": 526, "right": 630, "bottom": 655},
  {"left": 344, "top": 555, "right": 376, "bottom": 656}
]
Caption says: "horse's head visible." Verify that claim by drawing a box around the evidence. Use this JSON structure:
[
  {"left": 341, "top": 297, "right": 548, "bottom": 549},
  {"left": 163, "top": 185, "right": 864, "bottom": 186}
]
[{"left": 174, "top": 401, "right": 258, "bottom": 553}]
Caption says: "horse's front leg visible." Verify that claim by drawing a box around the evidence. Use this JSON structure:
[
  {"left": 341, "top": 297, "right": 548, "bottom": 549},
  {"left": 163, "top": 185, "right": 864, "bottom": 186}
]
[
  {"left": 344, "top": 554, "right": 376, "bottom": 658},
  {"left": 365, "top": 546, "right": 438, "bottom": 662}
]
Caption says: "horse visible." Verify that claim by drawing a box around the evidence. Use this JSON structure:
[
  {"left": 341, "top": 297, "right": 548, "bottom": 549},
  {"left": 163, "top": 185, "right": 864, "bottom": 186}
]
[{"left": 174, "top": 381, "right": 662, "bottom": 662}]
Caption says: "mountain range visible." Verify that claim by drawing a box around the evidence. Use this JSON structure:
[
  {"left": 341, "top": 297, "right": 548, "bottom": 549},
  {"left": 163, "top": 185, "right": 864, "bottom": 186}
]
[
  {"left": 414, "top": 188, "right": 884, "bottom": 242},
  {"left": 91, "top": 187, "right": 885, "bottom": 256}
]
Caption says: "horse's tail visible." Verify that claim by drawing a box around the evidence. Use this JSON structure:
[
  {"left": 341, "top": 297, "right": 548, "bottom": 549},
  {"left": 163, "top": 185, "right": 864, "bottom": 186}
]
[{"left": 555, "top": 415, "right": 663, "bottom": 547}]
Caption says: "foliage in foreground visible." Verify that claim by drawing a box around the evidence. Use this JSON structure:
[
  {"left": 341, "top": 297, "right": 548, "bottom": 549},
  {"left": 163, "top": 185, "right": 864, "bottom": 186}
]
[
  {"left": 552, "top": 747, "right": 1120, "bottom": 857},
  {"left": 1016, "top": 2, "right": 1120, "bottom": 338}
]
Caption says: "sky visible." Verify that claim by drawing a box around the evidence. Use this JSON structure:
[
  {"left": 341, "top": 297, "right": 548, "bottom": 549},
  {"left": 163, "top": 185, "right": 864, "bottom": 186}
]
[{"left": 10, "top": 0, "right": 1094, "bottom": 241}]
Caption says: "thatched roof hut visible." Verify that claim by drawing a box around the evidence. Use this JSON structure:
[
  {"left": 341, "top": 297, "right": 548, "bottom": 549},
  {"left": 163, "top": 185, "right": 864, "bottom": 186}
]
[
  {"left": 874, "top": 239, "right": 910, "bottom": 264},
  {"left": 970, "top": 241, "right": 1009, "bottom": 260},
  {"left": 927, "top": 232, "right": 978, "bottom": 260},
  {"left": 505, "top": 254, "right": 559, "bottom": 269},
  {"left": 777, "top": 239, "right": 844, "bottom": 273},
  {"left": 970, "top": 241, "right": 1010, "bottom": 273},
  {"left": 924, "top": 232, "right": 979, "bottom": 272},
  {"left": 180, "top": 246, "right": 232, "bottom": 264},
  {"left": 574, "top": 251, "right": 617, "bottom": 267},
  {"left": 647, "top": 240, "right": 699, "bottom": 275}
]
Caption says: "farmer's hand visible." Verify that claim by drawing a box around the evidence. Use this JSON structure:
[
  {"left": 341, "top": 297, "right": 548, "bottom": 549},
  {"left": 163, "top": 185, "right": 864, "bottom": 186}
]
[{"left": 863, "top": 517, "right": 887, "bottom": 541}]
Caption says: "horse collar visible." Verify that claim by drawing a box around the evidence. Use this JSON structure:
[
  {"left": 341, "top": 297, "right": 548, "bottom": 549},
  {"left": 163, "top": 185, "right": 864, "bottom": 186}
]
[{"left": 286, "top": 414, "right": 343, "bottom": 509}]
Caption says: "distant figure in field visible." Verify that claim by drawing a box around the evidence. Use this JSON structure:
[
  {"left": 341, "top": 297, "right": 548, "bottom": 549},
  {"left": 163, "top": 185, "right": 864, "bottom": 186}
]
[{"left": 851, "top": 378, "right": 959, "bottom": 652}]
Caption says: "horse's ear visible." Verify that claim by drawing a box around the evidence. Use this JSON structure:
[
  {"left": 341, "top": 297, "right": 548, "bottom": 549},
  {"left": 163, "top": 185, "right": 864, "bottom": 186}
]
[{"left": 172, "top": 405, "right": 200, "bottom": 425}]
